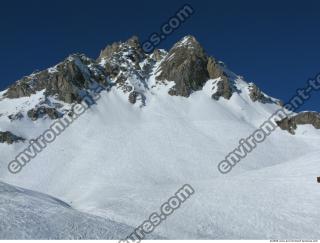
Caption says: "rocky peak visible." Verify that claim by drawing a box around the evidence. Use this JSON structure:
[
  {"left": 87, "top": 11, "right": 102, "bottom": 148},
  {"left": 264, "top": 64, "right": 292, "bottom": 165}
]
[
  {"left": 156, "top": 35, "right": 234, "bottom": 98},
  {"left": 97, "top": 41, "right": 122, "bottom": 61},
  {"left": 5, "top": 54, "right": 109, "bottom": 104},
  {"left": 156, "top": 35, "right": 210, "bottom": 97},
  {"left": 126, "top": 36, "right": 141, "bottom": 49},
  {"left": 171, "top": 35, "right": 203, "bottom": 50},
  {"left": 2, "top": 35, "right": 282, "bottom": 109},
  {"left": 97, "top": 36, "right": 159, "bottom": 105},
  {"left": 98, "top": 36, "right": 145, "bottom": 63}
]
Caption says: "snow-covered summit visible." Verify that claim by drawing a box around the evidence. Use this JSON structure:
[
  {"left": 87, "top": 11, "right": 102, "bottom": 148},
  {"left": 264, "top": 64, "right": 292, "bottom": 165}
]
[
  {"left": 1, "top": 35, "right": 282, "bottom": 109},
  {"left": 0, "top": 35, "right": 320, "bottom": 240}
]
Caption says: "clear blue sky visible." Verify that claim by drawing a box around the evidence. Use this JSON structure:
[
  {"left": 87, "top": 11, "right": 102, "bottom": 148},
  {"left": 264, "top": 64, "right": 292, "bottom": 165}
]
[{"left": 0, "top": 0, "right": 319, "bottom": 111}]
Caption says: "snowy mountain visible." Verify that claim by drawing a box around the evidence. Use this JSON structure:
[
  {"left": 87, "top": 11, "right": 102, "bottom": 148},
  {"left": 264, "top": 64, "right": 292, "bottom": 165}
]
[{"left": 0, "top": 35, "right": 320, "bottom": 239}]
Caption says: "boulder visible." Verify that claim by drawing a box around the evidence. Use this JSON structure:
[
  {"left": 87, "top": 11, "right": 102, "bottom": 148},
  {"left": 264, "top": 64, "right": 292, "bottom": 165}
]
[{"left": 0, "top": 131, "right": 25, "bottom": 144}]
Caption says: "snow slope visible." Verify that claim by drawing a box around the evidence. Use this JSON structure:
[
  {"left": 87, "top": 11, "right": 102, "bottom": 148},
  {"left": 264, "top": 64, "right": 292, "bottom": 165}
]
[
  {"left": 0, "top": 38, "right": 319, "bottom": 239},
  {"left": 0, "top": 181, "right": 137, "bottom": 239},
  {"left": 0, "top": 75, "right": 319, "bottom": 239}
]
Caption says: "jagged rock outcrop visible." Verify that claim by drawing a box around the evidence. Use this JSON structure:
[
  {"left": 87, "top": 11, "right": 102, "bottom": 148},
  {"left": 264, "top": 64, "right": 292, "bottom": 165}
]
[
  {"left": 5, "top": 54, "right": 109, "bottom": 103},
  {"left": 248, "top": 83, "right": 271, "bottom": 103},
  {"left": 3, "top": 35, "right": 237, "bottom": 106},
  {"left": 8, "top": 112, "right": 24, "bottom": 121},
  {"left": 212, "top": 77, "right": 233, "bottom": 100},
  {"left": 207, "top": 57, "right": 225, "bottom": 79},
  {"left": 2, "top": 35, "right": 281, "bottom": 109},
  {"left": 156, "top": 36, "right": 234, "bottom": 99},
  {"left": 207, "top": 57, "right": 233, "bottom": 100},
  {"left": 156, "top": 36, "right": 210, "bottom": 97},
  {"left": 97, "top": 36, "right": 152, "bottom": 94},
  {"left": 27, "top": 107, "right": 62, "bottom": 121},
  {"left": 151, "top": 49, "right": 166, "bottom": 62},
  {"left": 98, "top": 36, "right": 145, "bottom": 62},
  {"left": 277, "top": 112, "right": 320, "bottom": 134},
  {"left": 0, "top": 131, "right": 25, "bottom": 144}
]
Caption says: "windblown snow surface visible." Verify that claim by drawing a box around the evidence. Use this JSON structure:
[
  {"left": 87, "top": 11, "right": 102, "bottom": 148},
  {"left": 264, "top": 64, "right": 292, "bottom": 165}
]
[
  {"left": 0, "top": 181, "right": 136, "bottom": 239},
  {"left": 0, "top": 75, "right": 320, "bottom": 239}
]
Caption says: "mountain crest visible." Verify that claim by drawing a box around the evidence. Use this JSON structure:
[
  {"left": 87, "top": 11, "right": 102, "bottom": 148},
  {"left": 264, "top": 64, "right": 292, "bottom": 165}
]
[
  {"left": 2, "top": 35, "right": 286, "bottom": 107},
  {"left": 5, "top": 54, "right": 108, "bottom": 103},
  {"left": 156, "top": 35, "right": 234, "bottom": 98},
  {"left": 98, "top": 36, "right": 144, "bottom": 62},
  {"left": 172, "top": 35, "right": 202, "bottom": 49}
]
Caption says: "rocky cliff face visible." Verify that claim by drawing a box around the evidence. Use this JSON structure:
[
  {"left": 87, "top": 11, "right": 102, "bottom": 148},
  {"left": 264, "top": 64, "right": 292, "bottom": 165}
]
[
  {"left": 277, "top": 112, "right": 320, "bottom": 134},
  {"left": 248, "top": 83, "right": 272, "bottom": 103},
  {"left": 5, "top": 54, "right": 109, "bottom": 104},
  {"left": 155, "top": 36, "right": 234, "bottom": 99},
  {"left": 2, "top": 35, "right": 285, "bottom": 113},
  {"left": 97, "top": 36, "right": 159, "bottom": 104},
  {"left": 207, "top": 57, "right": 233, "bottom": 100},
  {"left": 156, "top": 36, "right": 210, "bottom": 97}
]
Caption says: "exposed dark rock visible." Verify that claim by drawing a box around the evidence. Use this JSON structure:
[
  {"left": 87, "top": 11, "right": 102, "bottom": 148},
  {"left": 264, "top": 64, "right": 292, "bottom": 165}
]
[
  {"left": 97, "top": 36, "right": 150, "bottom": 94},
  {"left": 207, "top": 57, "right": 235, "bottom": 100},
  {"left": 8, "top": 112, "right": 24, "bottom": 121},
  {"left": 128, "top": 91, "right": 139, "bottom": 104},
  {"left": 156, "top": 36, "right": 210, "bottom": 97},
  {"left": 0, "top": 131, "right": 25, "bottom": 144},
  {"left": 115, "top": 74, "right": 133, "bottom": 93},
  {"left": 5, "top": 54, "right": 109, "bottom": 104},
  {"left": 151, "top": 49, "right": 166, "bottom": 62},
  {"left": 98, "top": 36, "right": 145, "bottom": 61},
  {"left": 27, "top": 107, "right": 62, "bottom": 121},
  {"left": 156, "top": 36, "right": 234, "bottom": 99},
  {"left": 276, "top": 112, "right": 320, "bottom": 134},
  {"left": 5, "top": 77, "right": 35, "bottom": 98},
  {"left": 2, "top": 35, "right": 280, "bottom": 109},
  {"left": 98, "top": 36, "right": 145, "bottom": 67},
  {"left": 103, "top": 62, "right": 120, "bottom": 79},
  {"left": 212, "top": 77, "right": 233, "bottom": 100},
  {"left": 248, "top": 83, "right": 271, "bottom": 103},
  {"left": 207, "top": 57, "right": 224, "bottom": 79},
  {"left": 276, "top": 117, "right": 297, "bottom": 134},
  {"left": 98, "top": 41, "right": 122, "bottom": 61},
  {"left": 128, "top": 91, "right": 145, "bottom": 106}
]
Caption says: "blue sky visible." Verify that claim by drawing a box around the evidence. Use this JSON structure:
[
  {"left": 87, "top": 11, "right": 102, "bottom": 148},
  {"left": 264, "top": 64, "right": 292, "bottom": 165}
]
[{"left": 0, "top": 0, "right": 319, "bottom": 111}]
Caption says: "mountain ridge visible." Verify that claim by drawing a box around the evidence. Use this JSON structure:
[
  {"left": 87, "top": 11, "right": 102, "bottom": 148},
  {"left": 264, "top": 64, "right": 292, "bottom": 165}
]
[
  {"left": 2, "top": 35, "right": 271, "bottom": 104},
  {"left": 0, "top": 35, "right": 319, "bottom": 138}
]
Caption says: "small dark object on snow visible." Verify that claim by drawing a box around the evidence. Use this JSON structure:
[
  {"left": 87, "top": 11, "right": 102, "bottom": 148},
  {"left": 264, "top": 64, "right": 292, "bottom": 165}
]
[{"left": 317, "top": 177, "right": 320, "bottom": 183}]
